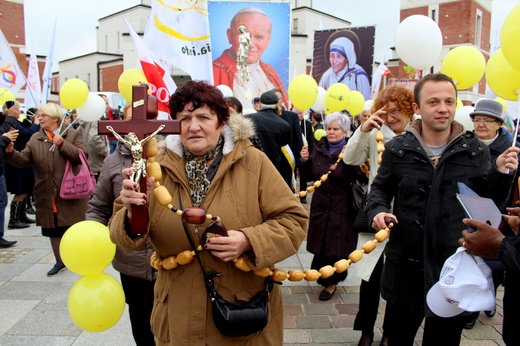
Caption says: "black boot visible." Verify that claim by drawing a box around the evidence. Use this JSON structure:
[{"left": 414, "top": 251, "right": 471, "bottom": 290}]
[
  {"left": 25, "top": 195, "right": 35, "bottom": 215},
  {"left": 19, "top": 199, "right": 35, "bottom": 224},
  {"left": 8, "top": 201, "right": 29, "bottom": 229}
]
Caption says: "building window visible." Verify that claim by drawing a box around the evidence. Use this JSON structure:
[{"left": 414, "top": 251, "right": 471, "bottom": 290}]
[
  {"left": 99, "top": 70, "right": 103, "bottom": 91},
  {"left": 293, "top": 18, "right": 298, "bottom": 34},
  {"left": 429, "top": 4, "right": 439, "bottom": 23},
  {"left": 475, "top": 9, "right": 482, "bottom": 47}
]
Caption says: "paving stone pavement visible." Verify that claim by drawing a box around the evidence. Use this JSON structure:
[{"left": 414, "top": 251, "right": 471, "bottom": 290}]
[{"left": 0, "top": 196, "right": 506, "bottom": 345}]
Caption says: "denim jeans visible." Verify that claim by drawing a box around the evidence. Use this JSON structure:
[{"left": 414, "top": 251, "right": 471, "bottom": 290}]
[{"left": 0, "top": 176, "right": 7, "bottom": 238}]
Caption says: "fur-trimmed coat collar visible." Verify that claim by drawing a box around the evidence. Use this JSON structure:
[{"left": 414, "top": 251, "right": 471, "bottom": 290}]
[{"left": 163, "top": 114, "right": 256, "bottom": 157}]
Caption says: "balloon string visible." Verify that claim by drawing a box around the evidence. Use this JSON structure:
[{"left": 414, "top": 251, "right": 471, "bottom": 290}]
[
  {"left": 49, "top": 118, "right": 79, "bottom": 152},
  {"left": 506, "top": 116, "right": 519, "bottom": 174}
]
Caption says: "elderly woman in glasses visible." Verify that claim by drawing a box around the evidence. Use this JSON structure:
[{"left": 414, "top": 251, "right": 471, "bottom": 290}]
[
  {"left": 5, "top": 103, "right": 88, "bottom": 276},
  {"left": 109, "top": 81, "right": 307, "bottom": 345}
]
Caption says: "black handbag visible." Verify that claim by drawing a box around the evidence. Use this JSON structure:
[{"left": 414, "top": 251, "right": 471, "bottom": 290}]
[
  {"left": 180, "top": 204, "right": 272, "bottom": 337},
  {"left": 352, "top": 205, "right": 374, "bottom": 234},
  {"left": 352, "top": 179, "right": 374, "bottom": 234},
  {"left": 352, "top": 180, "right": 368, "bottom": 211},
  {"left": 204, "top": 270, "right": 273, "bottom": 337}
]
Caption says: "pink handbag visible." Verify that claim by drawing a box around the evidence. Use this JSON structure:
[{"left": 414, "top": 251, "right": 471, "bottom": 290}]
[{"left": 59, "top": 149, "right": 96, "bottom": 200}]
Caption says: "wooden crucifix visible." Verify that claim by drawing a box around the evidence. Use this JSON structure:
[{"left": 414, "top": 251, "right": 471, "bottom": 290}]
[{"left": 99, "top": 84, "right": 181, "bottom": 234}]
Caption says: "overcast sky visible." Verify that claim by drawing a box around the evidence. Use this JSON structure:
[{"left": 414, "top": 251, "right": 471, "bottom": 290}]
[{"left": 24, "top": 0, "right": 519, "bottom": 69}]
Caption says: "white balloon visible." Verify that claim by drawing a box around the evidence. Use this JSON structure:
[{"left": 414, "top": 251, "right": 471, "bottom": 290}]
[
  {"left": 76, "top": 93, "right": 106, "bottom": 121},
  {"left": 311, "top": 86, "right": 326, "bottom": 112},
  {"left": 395, "top": 15, "right": 443, "bottom": 70},
  {"left": 216, "top": 84, "right": 234, "bottom": 98},
  {"left": 455, "top": 105, "right": 475, "bottom": 132}
]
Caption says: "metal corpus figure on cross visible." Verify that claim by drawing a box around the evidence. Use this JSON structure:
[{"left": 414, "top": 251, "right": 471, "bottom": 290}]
[{"left": 99, "top": 84, "right": 181, "bottom": 234}]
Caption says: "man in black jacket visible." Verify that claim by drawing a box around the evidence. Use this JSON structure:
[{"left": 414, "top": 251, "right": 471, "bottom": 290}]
[
  {"left": 245, "top": 91, "right": 290, "bottom": 176},
  {"left": 461, "top": 211, "right": 520, "bottom": 346},
  {"left": 0, "top": 105, "right": 20, "bottom": 247},
  {"left": 272, "top": 88, "right": 303, "bottom": 192},
  {"left": 366, "top": 73, "right": 520, "bottom": 345}
]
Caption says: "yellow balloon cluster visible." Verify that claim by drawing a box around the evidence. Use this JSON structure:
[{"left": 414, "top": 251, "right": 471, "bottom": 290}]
[
  {"left": 501, "top": 4, "right": 520, "bottom": 73},
  {"left": 0, "top": 88, "right": 15, "bottom": 105},
  {"left": 288, "top": 74, "right": 318, "bottom": 110},
  {"left": 485, "top": 49, "right": 520, "bottom": 101},
  {"left": 441, "top": 46, "right": 485, "bottom": 90},
  {"left": 60, "top": 79, "right": 89, "bottom": 109},
  {"left": 61, "top": 221, "right": 124, "bottom": 332},
  {"left": 314, "top": 128, "right": 326, "bottom": 141},
  {"left": 494, "top": 97, "right": 507, "bottom": 113},
  {"left": 456, "top": 97, "right": 463, "bottom": 110},
  {"left": 118, "top": 68, "right": 148, "bottom": 102},
  {"left": 68, "top": 273, "right": 125, "bottom": 332},
  {"left": 325, "top": 83, "right": 351, "bottom": 113},
  {"left": 345, "top": 90, "right": 365, "bottom": 116}
]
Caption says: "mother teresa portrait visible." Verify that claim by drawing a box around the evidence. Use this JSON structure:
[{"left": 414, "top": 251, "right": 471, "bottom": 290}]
[{"left": 319, "top": 36, "right": 371, "bottom": 100}]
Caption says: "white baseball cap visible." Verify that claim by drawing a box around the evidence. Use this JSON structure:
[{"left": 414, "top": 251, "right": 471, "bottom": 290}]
[{"left": 426, "top": 247, "right": 495, "bottom": 318}]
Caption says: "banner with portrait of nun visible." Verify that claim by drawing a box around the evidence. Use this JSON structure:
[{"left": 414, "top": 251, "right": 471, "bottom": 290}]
[
  {"left": 209, "top": 1, "right": 291, "bottom": 110},
  {"left": 312, "top": 27, "right": 375, "bottom": 101}
]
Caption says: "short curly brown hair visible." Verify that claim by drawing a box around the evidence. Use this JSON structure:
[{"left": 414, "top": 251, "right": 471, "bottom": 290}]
[
  {"left": 371, "top": 85, "right": 415, "bottom": 121},
  {"left": 169, "top": 80, "right": 230, "bottom": 127}
]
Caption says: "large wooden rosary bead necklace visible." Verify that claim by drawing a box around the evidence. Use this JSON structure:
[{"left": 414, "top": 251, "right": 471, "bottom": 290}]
[{"left": 143, "top": 138, "right": 394, "bottom": 282}]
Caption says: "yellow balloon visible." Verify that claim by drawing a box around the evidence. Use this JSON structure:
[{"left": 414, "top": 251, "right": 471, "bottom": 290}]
[
  {"left": 325, "top": 83, "right": 351, "bottom": 112},
  {"left": 314, "top": 128, "right": 326, "bottom": 141},
  {"left": 345, "top": 90, "right": 365, "bottom": 116},
  {"left": 456, "top": 97, "right": 463, "bottom": 110},
  {"left": 118, "top": 68, "right": 148, "bottom": 102},
  {"left": 501, "top": 3, "right": 520, "bottom": 72},
  {"left": 494, "top": 97, "right": 507, "bottom": 113},
  {"left": 68, "top": 273, "right": 125, "bottom": 332},
  {"left": 288, "top": 74, "right": 318, "bottom": 110},
  {"left": 485, "top": 49, "right": 520, "bottom": 101},
  {"left": 441, "top": 46, "right": 485, "bottom": 89},
  {"left": 60, "top": 221, "right": 116, "bottom": 276},
  {"left": 60, "top": 79, "right": 89, "bottom": 109},
  {"left": 0, "top": 88, "right": 15, "bottom": 105}
]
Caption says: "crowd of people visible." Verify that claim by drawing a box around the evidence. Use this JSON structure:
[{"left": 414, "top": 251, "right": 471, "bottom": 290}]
[{"left": 2, "top": 72, "right": 520, "bottom": 345}]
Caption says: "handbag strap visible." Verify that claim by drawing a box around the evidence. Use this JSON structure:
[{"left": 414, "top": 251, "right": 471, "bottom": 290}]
[
  {"left": 177, "top": 189, "right": 220, "bottom": 290},
  {"left": 178, "top": 189, "right": 273, "bottom": 296}
]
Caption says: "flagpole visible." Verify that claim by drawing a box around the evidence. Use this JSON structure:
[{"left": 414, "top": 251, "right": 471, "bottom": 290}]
[{"left": 41, "top": 18, "right": 57, "bottom": 104}]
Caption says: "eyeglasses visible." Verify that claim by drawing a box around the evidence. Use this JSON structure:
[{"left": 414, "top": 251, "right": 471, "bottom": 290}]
[
  {"left": 36, "top": 114, "right": 48, "bottom": 118},
  {"left": 381, "top": 109, "right": 401, "bottom": 118},
  {"left": 472, "top": 119, "right": 498, "bottom": 125}
]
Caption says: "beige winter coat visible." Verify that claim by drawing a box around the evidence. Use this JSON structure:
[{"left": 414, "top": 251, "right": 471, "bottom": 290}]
[
  {"left": 8, "top": 126, "right": 88, "bottom": 228},
  {"left": 109, "top": 115, "right": 308, "bottom": 345}
]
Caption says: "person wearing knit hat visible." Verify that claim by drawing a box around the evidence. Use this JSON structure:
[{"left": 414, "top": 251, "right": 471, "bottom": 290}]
[{"left": 319, "top": 36, "right": 371, "bottom": 100}]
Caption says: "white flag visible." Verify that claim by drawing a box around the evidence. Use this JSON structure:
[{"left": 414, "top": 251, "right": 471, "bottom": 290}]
[
  {"left": 41, "top": 19, "right": 57, "bottom": 104},
  {"left": 124, "top": 17, "right": 177, "bottom": 119},
  {"left": 0, "top": 29, "right": 25, "bottom": 93},
  {"left": 144, "top": 0, "right": 213, "bottom": 83},
  {"left": 24, "top": 52, "right": 42, "bottom": 109},
  {"left": 371, "top": 63, "right": 390, "bottom": 100}
]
